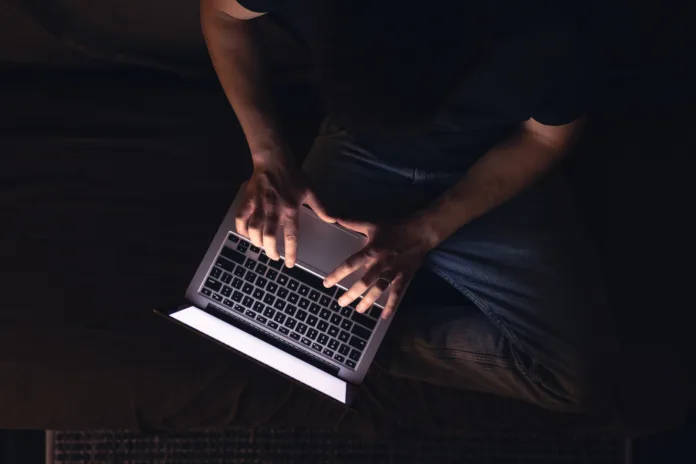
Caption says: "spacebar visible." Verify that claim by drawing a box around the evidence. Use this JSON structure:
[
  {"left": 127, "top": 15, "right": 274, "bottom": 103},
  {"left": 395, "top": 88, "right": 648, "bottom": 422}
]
[{"left": 281, "top": 265, "right": 336, "bottom": 297}]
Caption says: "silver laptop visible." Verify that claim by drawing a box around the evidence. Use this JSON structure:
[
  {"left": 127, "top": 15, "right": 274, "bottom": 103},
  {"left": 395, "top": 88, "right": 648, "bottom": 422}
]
[{"left": 156, "top": 184, "right": 404, "bottom": 404}]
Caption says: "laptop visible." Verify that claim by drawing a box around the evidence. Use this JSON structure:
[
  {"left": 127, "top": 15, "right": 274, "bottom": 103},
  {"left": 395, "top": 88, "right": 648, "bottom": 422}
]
[{"left": 155, "top": 184, "right": 404, "bottom": 404}]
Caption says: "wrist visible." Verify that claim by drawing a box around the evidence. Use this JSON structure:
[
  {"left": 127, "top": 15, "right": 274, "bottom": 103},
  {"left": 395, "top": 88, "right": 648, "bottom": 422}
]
[{"left": 410, "top": 209, "right": 446, "bottom": 251}]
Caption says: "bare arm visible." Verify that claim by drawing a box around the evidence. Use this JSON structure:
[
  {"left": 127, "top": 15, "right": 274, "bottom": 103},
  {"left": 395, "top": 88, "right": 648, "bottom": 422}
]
[
  {"left": 200, "top": 0, "right": 285, "bottom": 162},
  {"left": 201, "top": 0, "right": 333, "bottom": 265}
]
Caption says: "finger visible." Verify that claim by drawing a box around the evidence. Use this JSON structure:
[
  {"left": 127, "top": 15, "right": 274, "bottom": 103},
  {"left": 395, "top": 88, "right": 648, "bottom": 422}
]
[
  {"left": 382, "top": 275, "right": 407, "bottom": 320},
  {"left": 303, "top": 189, "right": 336, "bottom": 223},
  {"left": 247, "top": 205, "right": 265, "bottom": 248},
  {"left": 336, "top": 218, "right": 374, "bottom": 237},
  {"left": 282, "top": 207, "right": 300, "bottom": 267},
  {"left": 339, "top": 263, "right": 384, "bottom": 307},
  {"left": 235, "top": 197, "right": 256, "bottom": 239},
  {"left": 261, "top": 193, "right": 280, "bottom": 260},
  {"left": 356, "top": 276, "right": 391, "bottom": 313},
  {"left": 323, "top": 249, "right": 372, "bottom": 290}
]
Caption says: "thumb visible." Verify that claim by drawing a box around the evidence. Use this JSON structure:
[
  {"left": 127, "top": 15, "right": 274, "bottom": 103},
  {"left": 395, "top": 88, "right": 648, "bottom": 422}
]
[
  {"left": 303, "top": 189, "right": 336, "bottom": 223},
  {"left": 336, "top": 218, "right": 375, "bottom": 237}
]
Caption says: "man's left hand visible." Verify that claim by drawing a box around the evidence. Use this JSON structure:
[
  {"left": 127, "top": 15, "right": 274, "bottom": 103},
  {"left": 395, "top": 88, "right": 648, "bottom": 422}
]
[{"left": 322, "top": 215, "right": 440, "bottom": 320}]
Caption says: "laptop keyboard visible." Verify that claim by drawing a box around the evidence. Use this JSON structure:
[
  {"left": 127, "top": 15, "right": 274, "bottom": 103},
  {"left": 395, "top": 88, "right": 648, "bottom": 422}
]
[{"left": 198, "top": 233, "right": 383, "bottom": 370}]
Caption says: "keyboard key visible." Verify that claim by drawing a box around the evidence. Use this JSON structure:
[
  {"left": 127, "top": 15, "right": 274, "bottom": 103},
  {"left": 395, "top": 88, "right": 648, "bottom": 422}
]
[
  {"left": 242, "top": 283, "right": 254, "bottom": 295},
  {"left": 258, "top": 253, "right": 269, "bottom": 264},
  {"left": 256, "top": 315, "right": 267, "bottom": 324},
  {"left": 223, "top": 298, "right": 234, "bottom": 307},
  {"left": 268, "top": 259, "right": 282, "bottom": 270},
  {"left": 274, "top": 300, "right": 286, "bottom": 310},
  {"left": 253, "top": 301, "right": 264, "bottom": 312},
  {"left": 284, "top": 305, "right": 297, "bottom": 316},
  {"left": 234, "top": 304, "right": 245, "bottom": 313},
  {"left": 284, "top": 318, "right": 297, "bottom": 330},
  {"left": 289, "top": 332, "right": 300, "bottom": 341},
  {"left": 351, "top": 311, "right": 377, "bottom": 330},
  {"left": 319, "top": 309, "right": 331, "bottom": 320},
  {"left": 266, "top": 270, "right": 279, "bottom": 281},
  {"left": 274, "top": 312, "right": 286, "bottom": 324},
  {"left": 244, "top": 272, "right": 257, "bottom": 284},
  {"left": 253, "top": 288, "right": 264, "bottom": 299},
  {"left": 237, "top": 241, "right": 249, "bottom": 252},
  {"left": 256, "top": 277, "right": 268, "bottom": 289},
  {"left": 220, "top": 247, "right": 246, "bottom": 265},
  {"left": 340, "top": 306, "right": 352, "bottom": 318},
  {"left": 312, "top": 343, "right": 322, "bottom": 352},
  {"left": 263, "top": 307, "right": 275, "bottom": 318},
  {"left": 204, "top": 278, "right": 221, "bottom": 292},
  {"left": 349, "top": 349, "right": 362, "bottom": 361},
  {"left": 340, "top": 320, "right": 353, "bottom": 331},
  {"left": 307, "top": 328, "right": 318, "bottom": 340},
  {"left": 281, "top": 265, "right": 336, "bottom": 296},
  {"left": 267, "top": 321, "right": 278, "bottom": 330},
  {"left": 339, "top": 344, "right": 350, "bottom": 355},
  {"left": 263, "top": 294, "right": 276, "bottom": 305},
  {"left": 228, "top": 234, "right": 239, "bottom": 243},
  {"left": 212, "top": 293, "right": 223, "bottom": 302},
  {"left": 296, "top": 323, "right": 308, "bottom": 335},
  {"left": 338, "top": 331, "right": 350, "bottom": 343},
  {"left": 309, "top": 303, "right": 321, "bottom": 315},
  {"left": 276, "top": 274, "right": 289, "bottom": 285},
  {"left": 320, "top": 295, "right": 332, "bottom": 306},
  {"left": 201, "top": 288, "right": 212, "bottom": 296},
  {"left": 346, "top": 360, "right": 356, "bottom": 368},
  {"left": 245, "top": 309, "right": 256, "bottom": 318},
  {"left": 330, "top": 301, "right": 341, "bottom": 311},
  {"left": 231, "top": 277, "right": 243, "bottom": 289},
  {"left": 211, "top": 267, "right": 222, "bottom": 278},
  {"left": 328, "top": 325, "right": 339, "bottom": 337},
  {"left": 296, "top": 310, "right": 307, "bottom": 322},
  {"left": 250, "top": 245, "right": 261, "bottom": 253},
  {"left": 299, "top": 298, "right": 310, "bottom": 309},
  {"left": 330, "top": 314, "right": 342, "bottom": 325},
  {"left": 309, "top": 290, "right": 320, "bottom": 302},
  {"left": 266, "top": 282, "right": 278, "bottom": 294},
  {"left": 323, "top": 348, "right": 334, "bottom": 357},
  {"left": 278, "top": 326, "right": 289, "bottom": 335},
  {"left": 277, "top": 288, "right": 289, "bottom": 299},
  {"left": 243, "top": 296, "right": 254, "bottom": 307},
  {"left": 317, "top": 321, "right": 329, "bottom": 332},
  {"left": 334, "top": 354, "right": 345, "bottom": 363},
  {"left": 349, "top": 336, "right": 366, "bottom": 352},
  {"left": 328, "top": 339, "right": 339, "bottom": 350},
  {"left": 298, "top": 285, "right": 310, "bottom": 296},
  {"left": 221, "top": 272, "right": 232, "bottom": 284},
  {"left": 351, "top": 324, "right": 372, "bottom": 341},
  {"left": 245, "top": 258, "right": 256, "bottom": 270},
  {"left": 369, "top": 305, "right": 383, "bottom": 319},
  {"left": 300, "top": 337, "right": 311, "bottom": 346},
  {"left": 307, "top": 315, "right": 318, "bottom": 327},
  {"left": 288, "top": 293, "right": 300, "bottom": 304},
  {"left": 318, "top": 334, "right": 329, "bottom": 345},
  {"left": 232, "top": 291, "right": 243, "bottom": 302},
  {"left": 288, "top": 280, "right": 299, "bottom": 291},
  {"left": 256, "top": 263, "right": 267, "bottom": 274},
  {"left": 234, "top": 267, "right": 246, "bottom": 278}
]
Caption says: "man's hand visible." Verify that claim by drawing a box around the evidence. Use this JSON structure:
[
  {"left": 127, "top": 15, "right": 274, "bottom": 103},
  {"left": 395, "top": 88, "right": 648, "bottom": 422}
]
[
  {"left": 323, "top": 216, "right": 440, "bottom": 319},
  {"left": 236, "top": 159, "right": 335, "bottom": 267}
]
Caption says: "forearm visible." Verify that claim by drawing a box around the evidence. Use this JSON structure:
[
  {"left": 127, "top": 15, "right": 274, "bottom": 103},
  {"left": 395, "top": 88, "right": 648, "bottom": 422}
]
[
  {"left": 201, "top": 1, "right": 287, "bottom": 165},
  {"left": 422, "top": 118, "right": 585, "bottom": 245}
]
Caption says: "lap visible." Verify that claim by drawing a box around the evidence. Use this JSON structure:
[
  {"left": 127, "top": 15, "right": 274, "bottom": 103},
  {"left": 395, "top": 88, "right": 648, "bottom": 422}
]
[{"left": 303, "top": 123, "right": 617, "bottom": 411}]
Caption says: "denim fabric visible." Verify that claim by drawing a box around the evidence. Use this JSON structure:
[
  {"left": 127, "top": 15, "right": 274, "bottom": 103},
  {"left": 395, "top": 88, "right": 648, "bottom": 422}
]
[{"left": 302, "top": 120, "right": 617, "bottom": 412}]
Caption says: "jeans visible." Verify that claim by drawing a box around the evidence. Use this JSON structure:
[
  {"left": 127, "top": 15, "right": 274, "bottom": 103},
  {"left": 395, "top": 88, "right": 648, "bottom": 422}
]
[{"left": 302, "top": 120, "right": 617, "bottom": 412}]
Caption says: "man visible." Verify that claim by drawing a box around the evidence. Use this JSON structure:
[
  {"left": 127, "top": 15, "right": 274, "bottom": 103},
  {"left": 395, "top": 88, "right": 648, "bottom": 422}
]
[{"left": 201, "top": 0, "right": 616, "bottom": 412}]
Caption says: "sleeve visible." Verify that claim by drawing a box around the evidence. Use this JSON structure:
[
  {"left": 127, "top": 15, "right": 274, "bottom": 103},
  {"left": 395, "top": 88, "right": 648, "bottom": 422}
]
[{"left": 236, "top": 0, "right": 276, "bottom": 13}]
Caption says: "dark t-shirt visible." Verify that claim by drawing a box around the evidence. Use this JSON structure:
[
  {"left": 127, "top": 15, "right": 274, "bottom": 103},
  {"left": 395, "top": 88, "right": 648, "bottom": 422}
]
[{"left": 238, "top": 0, "right": 589, "bottom": 167}]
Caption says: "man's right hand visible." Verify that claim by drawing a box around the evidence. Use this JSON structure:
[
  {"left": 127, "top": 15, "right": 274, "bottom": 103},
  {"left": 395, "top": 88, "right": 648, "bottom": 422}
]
[{"left": 235, "top": 159, "right": 335, "bottom": 267}]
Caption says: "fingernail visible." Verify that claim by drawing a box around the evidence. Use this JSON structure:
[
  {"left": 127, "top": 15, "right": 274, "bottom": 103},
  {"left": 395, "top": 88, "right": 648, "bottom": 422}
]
[
  {"left": 323, "top": 280, "right": 331, "bottom": 288},
  {"left": 338, "top": 298, "right": 346, "bottom": 307}
]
